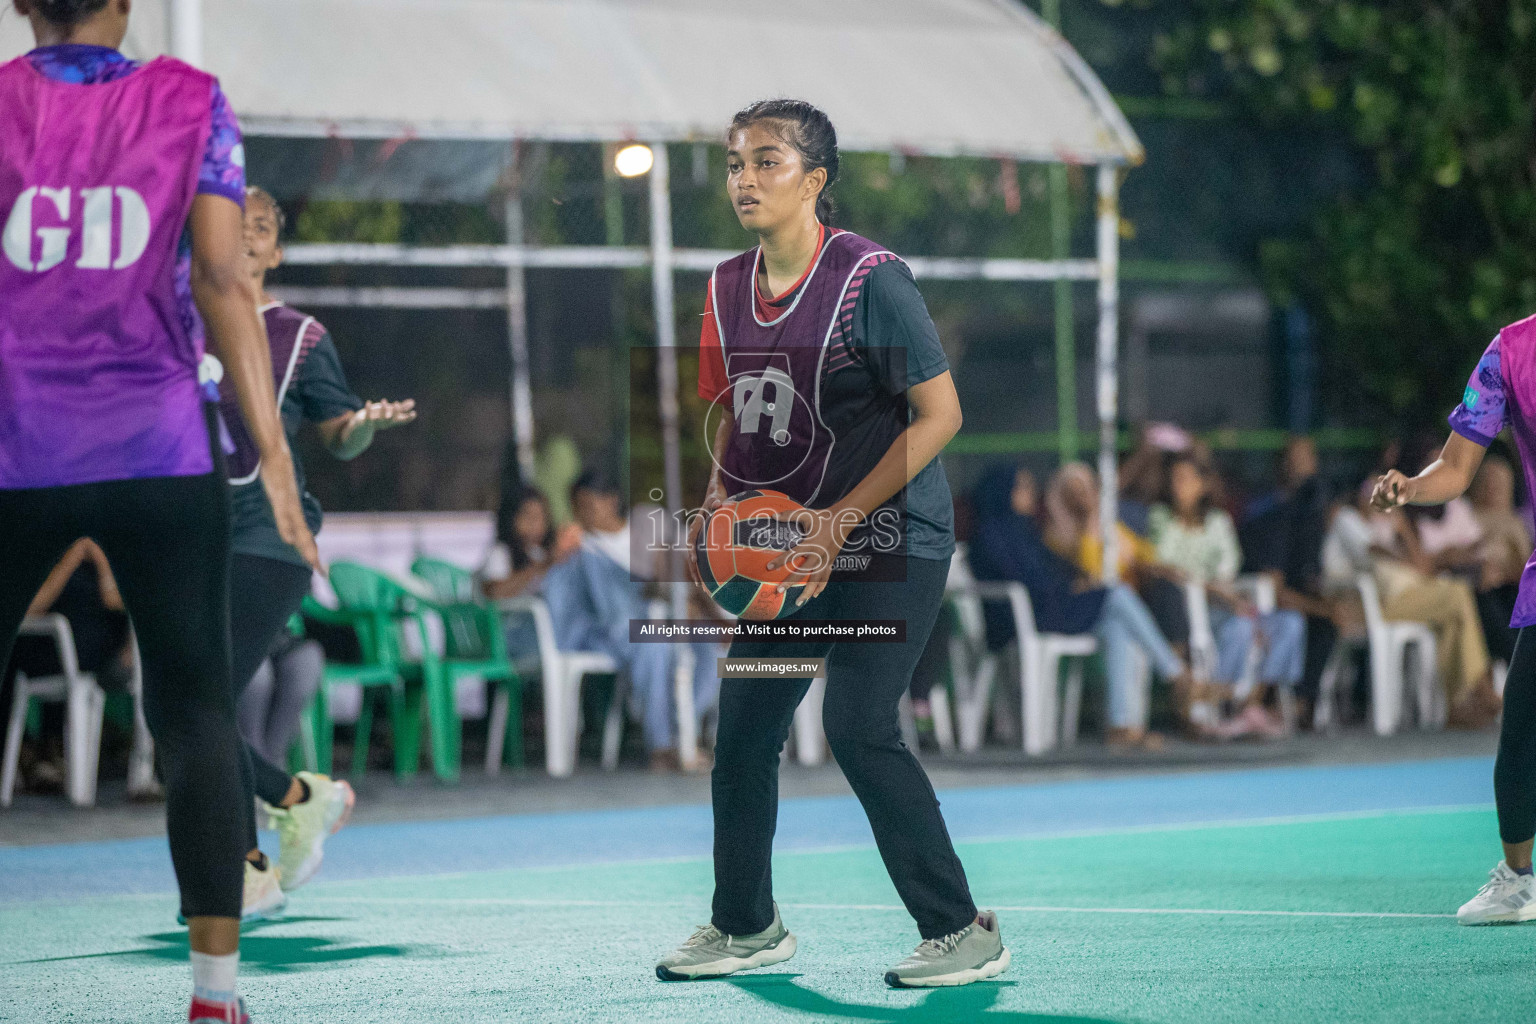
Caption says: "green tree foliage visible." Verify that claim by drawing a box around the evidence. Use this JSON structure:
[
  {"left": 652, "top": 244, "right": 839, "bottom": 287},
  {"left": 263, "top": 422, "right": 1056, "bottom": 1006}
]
[{"left": 1126, "top": 0, "right": 1536, "bottom": 422}]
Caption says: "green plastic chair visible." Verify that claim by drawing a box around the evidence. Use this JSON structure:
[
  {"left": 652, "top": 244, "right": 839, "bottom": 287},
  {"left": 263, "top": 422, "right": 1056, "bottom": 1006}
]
[
  {"left": 294, "top": 597, "right": 412, "bottom": 779},
  {"left": 410, "top": 557, "right": 525, "bottom": 774},
  {"left": 314, "top": 562, "right": 451, "bottom": 779}
]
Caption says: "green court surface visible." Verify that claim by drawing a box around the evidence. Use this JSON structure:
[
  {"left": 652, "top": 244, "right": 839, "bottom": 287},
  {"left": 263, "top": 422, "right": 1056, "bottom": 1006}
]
[{"left": 5, "top": 805, "right": 1534, "bottom": 1023}]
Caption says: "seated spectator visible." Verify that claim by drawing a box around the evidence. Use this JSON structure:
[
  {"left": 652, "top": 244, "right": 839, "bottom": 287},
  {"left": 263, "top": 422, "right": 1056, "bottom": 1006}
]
[
  {"left": 1470, "top": 453, "right": 1531, "bottom": 666},
  {"left": 1151, "top": 454, "right": 1306, "bottom": 738},
  {"left": 1118, "top": 422, "right": 1194, "bottom": 536},
  {"left": 482, "top": 483, "right": 578, "bottom": 601},
  {"left": 1045, "top": 461, "right": 1191, "bottom": 663},
  {"left": 1322, "top": 483, "right": 1500, "bottom": 727},
  {"left": 1237, "top": 435, "right": 1339, "bottom": 727},
  {"left": 542, "top": 472, "right": 720, "bottom": 772},
  {"left": 238, "top": 625, "right": 323, "bottom": 770},
  {"left": 1, "top": 539, "right": 133, "bottom": 794},
  {"left": 969, "top": 464, "right": 1201, "bottom": 749}
]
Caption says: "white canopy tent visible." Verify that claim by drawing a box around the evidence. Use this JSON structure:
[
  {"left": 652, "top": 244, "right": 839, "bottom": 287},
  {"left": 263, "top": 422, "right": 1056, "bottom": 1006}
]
[
  {"left": 1, "top": 0, "right": 1138, "bottom": 161},
  {"left": 3, "top": 0, "right": 1142, "bottom": 763}
]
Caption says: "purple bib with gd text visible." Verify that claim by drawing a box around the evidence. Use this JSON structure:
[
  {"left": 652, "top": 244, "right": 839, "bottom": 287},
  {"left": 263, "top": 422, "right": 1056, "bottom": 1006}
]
[{"left": 0, "top": 56, "right": 214, "bottom": 489}]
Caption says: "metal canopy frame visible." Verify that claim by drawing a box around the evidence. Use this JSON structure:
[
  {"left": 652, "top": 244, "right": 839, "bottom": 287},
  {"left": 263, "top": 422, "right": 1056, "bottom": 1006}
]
[{"left": 155, "top": 0, "right": 1134, "bottom": 768}]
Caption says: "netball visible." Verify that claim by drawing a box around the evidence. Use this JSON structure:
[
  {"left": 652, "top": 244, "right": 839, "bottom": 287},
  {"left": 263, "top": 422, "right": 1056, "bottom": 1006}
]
[{"left": 694, "top": 490, "right": 811, "bottom": 620}]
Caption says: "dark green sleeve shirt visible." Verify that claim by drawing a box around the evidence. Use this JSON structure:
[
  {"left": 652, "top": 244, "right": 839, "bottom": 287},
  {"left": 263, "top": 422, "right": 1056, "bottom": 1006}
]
[
  {"left": 230, "top": 332, "right": 364, "bottom": 567},
  {"left": 818, "top": 259, "right": 955, "bottom": 560},
  {"left": 855, "top": 261, "right": 955, "bottom": 561}
]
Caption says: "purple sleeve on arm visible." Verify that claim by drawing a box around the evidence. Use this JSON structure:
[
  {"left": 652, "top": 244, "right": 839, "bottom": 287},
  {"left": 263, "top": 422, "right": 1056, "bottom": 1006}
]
[
  {"left": 197, "top": 82, "right": 246, "bottom": 204},
  {"left": 1448, "top": 336, "right": 1507, "bottom": 447}
]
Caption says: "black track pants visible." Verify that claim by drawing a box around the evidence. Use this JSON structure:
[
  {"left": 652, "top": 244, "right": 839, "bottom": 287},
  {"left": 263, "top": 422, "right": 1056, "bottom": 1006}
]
[{"left": 710, "top": 555, "right": 979, "bottom": 941}]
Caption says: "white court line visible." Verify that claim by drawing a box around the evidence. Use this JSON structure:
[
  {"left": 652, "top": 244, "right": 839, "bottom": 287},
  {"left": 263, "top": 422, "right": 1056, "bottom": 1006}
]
[{"left": 299, "top": 895, "right": 1450, "bottom": 920}]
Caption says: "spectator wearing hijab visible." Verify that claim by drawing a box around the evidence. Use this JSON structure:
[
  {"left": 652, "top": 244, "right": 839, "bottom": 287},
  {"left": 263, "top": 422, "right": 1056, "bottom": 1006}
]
[{"left": 969, "top": 464, "right": 1201, "bottom": 749}]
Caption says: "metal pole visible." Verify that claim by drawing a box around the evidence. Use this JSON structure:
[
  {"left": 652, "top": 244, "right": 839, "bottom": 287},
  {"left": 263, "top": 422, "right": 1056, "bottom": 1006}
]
[
  {"left": 169, "top": 0, "right": 204, "bottom": 66},
  {"left": 505, "top": 144, "right": 536, "bottom": 477},
  {"left": 648, "top": 144, "right": 699, "bottom": 769},
  {"left": 1096, "top": 163, "right": 1121, "bottom": 585},
  {"left": 1051, "top": 170, "right": 1077, "bottom": 464},
  {"left": 603, "top": 143, "right": 630, "bottom": 494},
  {"left": 1042, "top": 0, "right": 1078, "bottom": 465}
]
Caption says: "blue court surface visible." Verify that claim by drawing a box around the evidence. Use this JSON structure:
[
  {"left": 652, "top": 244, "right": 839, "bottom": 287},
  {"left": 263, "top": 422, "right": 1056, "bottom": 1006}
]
[{"left": 3, "top": 755, "right": 1530, "bottom": 1023}]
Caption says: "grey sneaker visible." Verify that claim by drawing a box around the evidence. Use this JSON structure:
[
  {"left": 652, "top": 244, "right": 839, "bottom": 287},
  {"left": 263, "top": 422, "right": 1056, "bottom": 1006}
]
[
  {"left": 885, "top": 910, "right": 1010, "bottom": 988},
  {"left": 655, "top": 903, "right": 797, "bottom": 980}
]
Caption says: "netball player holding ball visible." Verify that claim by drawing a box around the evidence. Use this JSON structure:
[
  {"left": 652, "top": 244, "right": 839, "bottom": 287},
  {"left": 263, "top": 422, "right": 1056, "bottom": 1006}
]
[{"left": 658, "top": 100, "right": 1007, "bottom": 988}]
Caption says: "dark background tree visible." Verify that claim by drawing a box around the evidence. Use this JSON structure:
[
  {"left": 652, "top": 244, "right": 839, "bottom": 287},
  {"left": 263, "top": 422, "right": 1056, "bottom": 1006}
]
[{"left": 1114, "top": 0, "right": 1536, "bottom": 427}]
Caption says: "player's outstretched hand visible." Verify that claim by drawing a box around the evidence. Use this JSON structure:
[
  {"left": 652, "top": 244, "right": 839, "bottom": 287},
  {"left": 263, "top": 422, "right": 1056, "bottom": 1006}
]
[
  {"left": 1371, "top": 470, "right": 1417, "bottom": 511},
  {"left": 361, "top": 398, "right": 417, "bottom": 429}
]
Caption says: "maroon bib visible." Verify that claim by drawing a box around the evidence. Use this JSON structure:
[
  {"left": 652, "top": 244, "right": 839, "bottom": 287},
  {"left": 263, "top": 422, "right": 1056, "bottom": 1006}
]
[
  {"left": 708, "top": 230, "right": 897, "bottom": 507},
  {"left": 217, "top": 302, "right": 322, "bottom": 482}
]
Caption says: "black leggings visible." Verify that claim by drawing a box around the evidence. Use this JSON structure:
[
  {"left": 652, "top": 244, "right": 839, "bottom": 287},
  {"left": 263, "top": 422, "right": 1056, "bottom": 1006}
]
[
  {"left": 711, "top": 555, "right": 978, "bottom": 940},
  {"left": 1496, "top": 627, "right": 1536, "bottom": 844},
  {"left": 0, "top": 471, "right": 247, "bottom": 919},
  {"left": 229, "top": 553, "right": 315, "bottom": 831}
]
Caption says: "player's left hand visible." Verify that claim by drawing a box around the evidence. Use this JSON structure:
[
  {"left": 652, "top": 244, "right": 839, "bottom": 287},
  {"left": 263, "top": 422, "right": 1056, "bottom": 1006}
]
[
  {"left": 766, "top": 508, "right": 852, "bottom": 608},
  {"left": 359, "top": 398, "right": 417, "bottom": 429}
]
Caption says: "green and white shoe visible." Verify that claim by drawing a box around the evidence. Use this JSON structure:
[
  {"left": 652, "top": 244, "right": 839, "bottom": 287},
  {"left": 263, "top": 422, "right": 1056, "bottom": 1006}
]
[
  {"left": 242, "top": 856, "right": 287, "bottom": 923},
  {"left": 885, "top": 910, "right": 1010, "bottom": 988},
  {"left": 267, "top": 772, "right": 354, "bottom": 892},
  {"left": 656, "top": 903, "right": 797, "bottom": 980}
]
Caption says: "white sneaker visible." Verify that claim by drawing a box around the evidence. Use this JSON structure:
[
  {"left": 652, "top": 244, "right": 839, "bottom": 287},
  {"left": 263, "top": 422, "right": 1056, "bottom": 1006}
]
[
  {"left": 242, "top": 857, "right": 287, "bottom": 923},
  {"left": 1457, "top": 861, "right": 1536, "bottom": 925},
  {"left": 267, "top": 772, "right": 355, "bottom": 892}
]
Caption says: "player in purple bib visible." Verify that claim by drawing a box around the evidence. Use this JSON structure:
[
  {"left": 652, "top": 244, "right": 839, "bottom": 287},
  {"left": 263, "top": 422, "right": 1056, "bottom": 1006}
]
[
  {"left": 660, "top": 100, "right": 1007, "bottom": 989},
  {"left": 0, "top": 3, "right": 316, "bottom": 1021},
  {"left": 1374, "top": 317, "right": 1536, "bottom": 925}
]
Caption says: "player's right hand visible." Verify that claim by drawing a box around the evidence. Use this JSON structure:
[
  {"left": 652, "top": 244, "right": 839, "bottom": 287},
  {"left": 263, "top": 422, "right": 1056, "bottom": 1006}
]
[
  {"left": 260, "top": 451, "right": 323, "bottom": 573},
  {"left": 1371, "top": 470, "right": 1417, "bottom": 511}
]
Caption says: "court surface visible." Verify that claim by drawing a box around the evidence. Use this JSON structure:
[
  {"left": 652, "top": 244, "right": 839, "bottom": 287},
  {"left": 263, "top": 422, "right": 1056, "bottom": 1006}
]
[{"left": 3, "top": 755, "right": 1532, "bottom": 1023}]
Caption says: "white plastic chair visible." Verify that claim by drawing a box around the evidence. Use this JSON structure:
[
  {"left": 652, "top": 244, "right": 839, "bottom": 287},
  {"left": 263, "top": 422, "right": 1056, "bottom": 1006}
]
[
  {"left": 122, "top": 627, "right": 155, "bottom": 799},
  {"left": 1185, "top": 575, "right": 1303, "bottom": 731},
  {"left": 1356, "top": 573, "right": 1441, "bottom": 735},
  {"left": 945, "top": 582, "right": 1000, "bottom": 752},
  {"left": 493, "top": 596, "right": 620, "bottom": 777},
  {"left": 950, "top": 579, "right": 1097, "bottom": 756},
  {"left": 790, "top": 676, "right": 828, "bottom": 766},
  {"left": 2, "top": 615, "right": 104, "bottom": 807}
]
